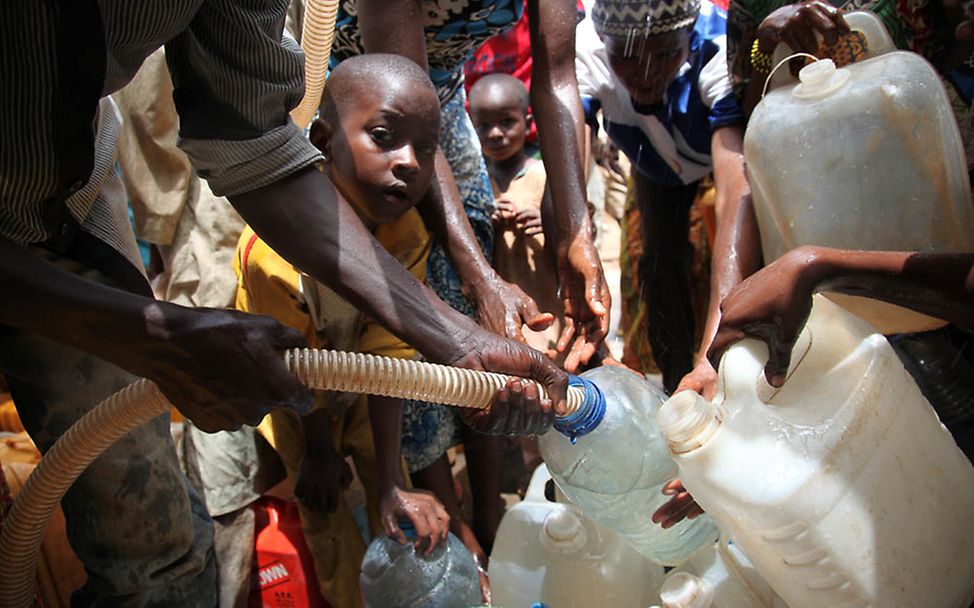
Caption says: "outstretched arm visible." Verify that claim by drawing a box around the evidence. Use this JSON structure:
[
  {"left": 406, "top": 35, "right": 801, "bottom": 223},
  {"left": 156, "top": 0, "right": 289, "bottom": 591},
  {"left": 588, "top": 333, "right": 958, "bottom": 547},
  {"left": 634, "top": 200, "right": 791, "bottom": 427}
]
[
  {"left": 529, "top": 0, "right": 611, "bottom": 371},
  {"left": 232, "top": 166, "right": 569, "bottom": 429},
  {"left": 708, "top": 247, "right": 974, "bottom": 385},
  {"left": 677, "top": 126, "right": 762, "bottom": 399},
  {"left": 0, "top": 235, "right": 313, "bottom": 432}
]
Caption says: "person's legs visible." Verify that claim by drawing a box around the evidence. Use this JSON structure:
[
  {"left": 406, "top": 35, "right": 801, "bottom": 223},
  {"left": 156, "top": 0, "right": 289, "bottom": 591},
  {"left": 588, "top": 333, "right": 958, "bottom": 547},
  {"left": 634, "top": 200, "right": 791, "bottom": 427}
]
[
  {"left": 458, "top": 426, "right": 503, "bottom": 556},
  {"left": 0, "top": 248, "right": 215, "bottom": 606},
  {"left": 635, "top": 175, "right": 697, "bottom": 393}
]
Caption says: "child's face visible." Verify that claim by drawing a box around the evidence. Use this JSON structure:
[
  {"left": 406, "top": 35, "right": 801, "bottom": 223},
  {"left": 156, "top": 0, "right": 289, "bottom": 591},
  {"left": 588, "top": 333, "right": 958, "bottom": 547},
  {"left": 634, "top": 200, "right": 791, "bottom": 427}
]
[
  {"left": 470, "top": 95, "right": 530, "bottom": 163},
  {"left": 604, "top": 29, "right": 690, "bottom": 107},
  {"left": 324, "top": 83, "right": 439, "bottom": 226}
]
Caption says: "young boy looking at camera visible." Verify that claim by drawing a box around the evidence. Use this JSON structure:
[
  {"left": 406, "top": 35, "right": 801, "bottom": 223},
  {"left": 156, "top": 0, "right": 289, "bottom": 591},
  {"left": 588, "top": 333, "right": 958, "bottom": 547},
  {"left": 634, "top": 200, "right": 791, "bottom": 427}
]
[
  {"left": 469, "top": 73, "right": 564, "bottom": 363},
  {"left": 234, "top": 54, "right": 448, "bottom": 608}
]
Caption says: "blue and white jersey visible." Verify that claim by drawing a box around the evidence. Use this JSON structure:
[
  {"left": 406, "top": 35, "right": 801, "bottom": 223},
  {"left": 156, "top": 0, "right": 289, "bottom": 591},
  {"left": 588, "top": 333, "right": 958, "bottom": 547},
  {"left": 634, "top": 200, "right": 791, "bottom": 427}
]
[{"left": 576, "top": 0, "right": 744, "bottom": 187}]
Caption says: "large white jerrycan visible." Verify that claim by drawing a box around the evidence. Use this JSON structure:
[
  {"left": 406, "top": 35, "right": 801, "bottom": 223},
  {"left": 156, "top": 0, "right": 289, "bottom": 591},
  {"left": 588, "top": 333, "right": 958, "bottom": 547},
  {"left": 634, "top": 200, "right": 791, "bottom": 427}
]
[
  {"left": 745, "top": 12, "right": 974, "bottom": 335},
  {"left": 656, "top": 296, "right": 974, "bottom": 608},
  {"left": 655, "top": 539, "right": 786, "bottom": 608},
  {"left": 539, "top": 366, "right": 719, "bottom": 566},
  {"left": 489, "top": 464, "right": 665, "bottom": 608}
]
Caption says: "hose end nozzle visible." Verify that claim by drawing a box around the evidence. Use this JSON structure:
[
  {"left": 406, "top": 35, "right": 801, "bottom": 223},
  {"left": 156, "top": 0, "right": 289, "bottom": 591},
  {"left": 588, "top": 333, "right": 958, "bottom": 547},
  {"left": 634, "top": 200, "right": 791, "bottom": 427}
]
[{"left": 554, "top": 376, "right": 605, "bottom": 443}]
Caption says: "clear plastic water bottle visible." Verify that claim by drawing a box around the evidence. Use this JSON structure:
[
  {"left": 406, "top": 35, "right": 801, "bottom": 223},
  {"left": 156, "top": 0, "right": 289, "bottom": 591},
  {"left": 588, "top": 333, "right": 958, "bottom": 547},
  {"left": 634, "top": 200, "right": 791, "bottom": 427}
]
[
  {"left": 359, "top": 521, "right": 481, "bottom": 608},
  {"left": 539, "top": 366, "right": 719, "bottom": 566}
]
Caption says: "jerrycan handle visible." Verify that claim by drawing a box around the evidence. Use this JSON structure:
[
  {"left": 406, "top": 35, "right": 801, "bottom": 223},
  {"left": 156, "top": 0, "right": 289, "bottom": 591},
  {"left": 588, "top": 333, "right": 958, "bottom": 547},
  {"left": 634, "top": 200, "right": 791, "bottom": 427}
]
[
  {"left": 765, "top": 10, "right": 896, "bottom": 93},
  {"left": 716, "top": 325, "right": 812, "bottom": 406}
]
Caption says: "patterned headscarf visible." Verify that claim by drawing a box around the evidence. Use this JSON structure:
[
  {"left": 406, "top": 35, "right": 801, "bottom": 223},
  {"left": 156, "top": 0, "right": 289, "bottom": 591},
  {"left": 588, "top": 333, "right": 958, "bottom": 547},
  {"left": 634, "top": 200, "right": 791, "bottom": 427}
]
[{"left": 592, "top": 0, "right": 701, "bottom": 38}]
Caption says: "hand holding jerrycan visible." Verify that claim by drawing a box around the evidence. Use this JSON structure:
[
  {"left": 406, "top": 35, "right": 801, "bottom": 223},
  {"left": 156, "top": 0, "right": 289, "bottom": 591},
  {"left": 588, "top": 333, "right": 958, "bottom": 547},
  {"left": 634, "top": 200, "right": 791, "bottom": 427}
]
[{"left": 657, "top": 296, "right": 974, "bottom": 608}]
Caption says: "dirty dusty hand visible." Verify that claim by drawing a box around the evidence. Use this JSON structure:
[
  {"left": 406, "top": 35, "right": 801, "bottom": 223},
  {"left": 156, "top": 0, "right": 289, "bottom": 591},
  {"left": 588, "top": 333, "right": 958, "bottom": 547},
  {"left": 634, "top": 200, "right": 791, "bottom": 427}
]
[
  {"left": 141, "top": 304, "right": 313, "bottom": 433},
  {"left": 453, "top": 328, "right": 566, "bottom": 436},
  {"left": 380, "top": 486, "right": 450, "bottom": 555}
]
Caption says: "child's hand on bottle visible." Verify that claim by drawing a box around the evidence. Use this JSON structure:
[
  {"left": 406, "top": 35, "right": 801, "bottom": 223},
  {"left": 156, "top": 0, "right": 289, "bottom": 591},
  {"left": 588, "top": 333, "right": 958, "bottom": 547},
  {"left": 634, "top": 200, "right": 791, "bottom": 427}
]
[
  {"left": 380, "top": 485, "right": 450, "bottom": 555},
  {"left": 294, "top": 445, "right": 353, "bottom": 513},
  {"left": 652, "top": 479, "right": 704, "bottom": 529},
  {"left": 515, "top": 208, "right": 543, "bottom": 237}
]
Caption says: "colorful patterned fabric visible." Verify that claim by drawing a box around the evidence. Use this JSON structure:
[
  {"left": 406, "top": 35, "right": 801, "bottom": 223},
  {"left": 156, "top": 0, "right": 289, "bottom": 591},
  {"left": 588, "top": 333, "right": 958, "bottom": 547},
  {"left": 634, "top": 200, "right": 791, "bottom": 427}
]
[
  {"left": 401, "top": 89, "right": 496, "bottom": 473},
  {"left": 592, "top": 0, "right": 702, "bottom": 37},
  {"left": 330, "top": 0, "right": 524, "bottom": 104}
]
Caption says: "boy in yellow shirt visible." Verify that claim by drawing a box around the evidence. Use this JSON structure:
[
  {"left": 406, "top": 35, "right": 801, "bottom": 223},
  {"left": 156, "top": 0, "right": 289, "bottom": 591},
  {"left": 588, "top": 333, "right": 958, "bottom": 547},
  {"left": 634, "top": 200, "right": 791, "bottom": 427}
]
[{"left": 234, "top": 54, "right": 449, "bottom": 607}]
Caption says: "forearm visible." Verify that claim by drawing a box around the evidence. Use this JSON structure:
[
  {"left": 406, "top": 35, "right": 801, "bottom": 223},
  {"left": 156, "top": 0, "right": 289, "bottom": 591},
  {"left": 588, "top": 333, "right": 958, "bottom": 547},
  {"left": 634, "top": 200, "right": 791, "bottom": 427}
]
[
  {"left": 420, "top": 151, "right": 499, "bottom": 296},
  {"left": 528, "top": 0, "right": 591, "bottom": 242},
  {"left": 301, "top": 408, "right": 337, "bottom": 458},
  {"left": 229, "top": 166, "right": 477, "bottom": 363},
  {"left": 702, "top": 127, "right": 763, "bottom": 355},
  {"left": 800, "top": 248, "right": 974, "bottom": 326},
  {"left": 0, "top": 236, "right": 175, "bottom": 372},
  {"left": 367, "top": 394, "right": 406, "bottom": 490}
]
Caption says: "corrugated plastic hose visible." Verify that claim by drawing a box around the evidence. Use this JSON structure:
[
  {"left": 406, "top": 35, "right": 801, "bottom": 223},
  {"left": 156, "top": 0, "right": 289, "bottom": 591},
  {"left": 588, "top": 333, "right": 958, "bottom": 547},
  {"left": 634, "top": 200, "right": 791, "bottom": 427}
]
[
  {"left": 0, "top": 349, "right": 586, "bottom": 606},
  {"left": 289, "top": 0, "right": 339, "bottom": 130}
]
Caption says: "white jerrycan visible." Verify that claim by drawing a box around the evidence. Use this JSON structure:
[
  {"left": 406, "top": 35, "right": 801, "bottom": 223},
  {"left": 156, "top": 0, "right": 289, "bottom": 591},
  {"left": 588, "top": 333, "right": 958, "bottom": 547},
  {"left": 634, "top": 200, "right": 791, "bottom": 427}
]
[
  {"left": 655, "top": 539, "right": 786, "bottom": 608},
  {"left": 745, "top": 11, "right": 974, "bottom": 334},
  {"left": 656, "top": 296, "right": 974, "bottom": 608},
  {"left": 489, "top": 465, "right": 665, "bottom": 608}
]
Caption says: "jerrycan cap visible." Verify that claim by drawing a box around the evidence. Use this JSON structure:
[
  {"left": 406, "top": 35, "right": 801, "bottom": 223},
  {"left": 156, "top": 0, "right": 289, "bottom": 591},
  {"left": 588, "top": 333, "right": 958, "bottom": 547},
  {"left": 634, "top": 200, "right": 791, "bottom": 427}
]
[
  {"left": 660, "top": 572, "right": 716, "bottom": 608},
  {"left": 541, "top": 509, "right": 589, "bottom": 553},
  {"left": 793, "top": 59, "right": 850, "bottom": 99},
  {"left": 657, "top": 390, "right": 721, "bottom": 454}
]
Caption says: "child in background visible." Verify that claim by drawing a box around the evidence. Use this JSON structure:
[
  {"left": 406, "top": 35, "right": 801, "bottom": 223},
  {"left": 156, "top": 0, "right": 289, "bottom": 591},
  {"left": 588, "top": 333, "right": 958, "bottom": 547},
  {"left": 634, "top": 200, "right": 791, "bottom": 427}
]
[
  {"left": 469, "top": 73, "right": 564, "bottom": 489},
  {"left": 469, "top": 74, "right": 563, "bottom": 362},
  {"left": 234, "top": 55, "right": 450, "bottom": 608}
]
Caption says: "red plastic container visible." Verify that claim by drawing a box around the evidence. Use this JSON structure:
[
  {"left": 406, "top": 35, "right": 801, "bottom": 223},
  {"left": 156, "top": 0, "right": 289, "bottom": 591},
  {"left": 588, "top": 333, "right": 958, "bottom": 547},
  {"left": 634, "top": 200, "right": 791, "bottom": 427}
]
[{"left": 250, "top": 496, "right": 330, "bottom": 608}]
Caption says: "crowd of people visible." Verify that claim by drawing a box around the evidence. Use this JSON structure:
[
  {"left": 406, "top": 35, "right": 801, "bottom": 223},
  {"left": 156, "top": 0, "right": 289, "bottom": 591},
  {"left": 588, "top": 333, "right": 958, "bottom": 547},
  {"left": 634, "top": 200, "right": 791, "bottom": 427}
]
[{"left": 1, "top": 0, "right": 972, "bottom": 605}]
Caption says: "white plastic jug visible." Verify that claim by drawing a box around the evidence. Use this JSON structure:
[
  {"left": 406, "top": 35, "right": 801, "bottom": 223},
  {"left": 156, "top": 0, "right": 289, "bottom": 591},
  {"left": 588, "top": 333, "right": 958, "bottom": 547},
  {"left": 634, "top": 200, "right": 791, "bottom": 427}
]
[
  {"left": 539, "top": 366, "right": 719, "bottom": 566},
  {"left": 655, "top": 539, "right": 785, "bottom": 608},
  {"left": 489, "top": 465, "right": 666, "bottom": 608},
  {"left": 745, "top": 12, "right": 974, "bottom": 334},
  {"left": 657, "top": 296, "right": 974, "bottom": 608}
]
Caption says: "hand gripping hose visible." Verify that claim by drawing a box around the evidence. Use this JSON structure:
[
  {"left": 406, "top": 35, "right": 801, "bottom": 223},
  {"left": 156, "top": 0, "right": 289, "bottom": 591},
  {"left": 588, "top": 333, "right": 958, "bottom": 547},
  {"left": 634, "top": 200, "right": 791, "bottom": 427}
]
[{"left": 0, "top": 349, "right": 602, "bottom": 607}]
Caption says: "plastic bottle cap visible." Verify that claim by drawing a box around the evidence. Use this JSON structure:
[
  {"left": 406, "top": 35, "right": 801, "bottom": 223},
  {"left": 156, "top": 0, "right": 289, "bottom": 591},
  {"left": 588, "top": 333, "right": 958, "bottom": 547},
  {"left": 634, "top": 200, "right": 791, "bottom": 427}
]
[
  {"left": 660, "top": 572, "right": 715, "bottom": 608},
  {"left": 541, "top": 509, "right": 588, "bottom": 553},
  {"left": 794, "top": 59, "right": 850, "bottom": 98},
  {"left": 657, "top": 391, "right": 721, "bottom": 454}
]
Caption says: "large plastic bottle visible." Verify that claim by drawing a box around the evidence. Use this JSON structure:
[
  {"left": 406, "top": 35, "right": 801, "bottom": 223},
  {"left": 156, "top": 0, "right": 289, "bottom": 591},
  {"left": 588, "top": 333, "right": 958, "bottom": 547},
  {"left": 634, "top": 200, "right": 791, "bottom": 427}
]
[
  {"left": 489, "top": 464, "right": 665, "bottom": 607},
  {"left": 744, "top": 12, "right": 974, "bottom": 334},
  {"left": 655, "top": 539, "right": 785, "bottom": 608},
  {"left": 656, "top": 296, "right": 974, "bottom": 608},
  {"left": 539, "top": 367, "right": 719, "bottom": 566},
  {"left": 359, "top": 522, "right": 481, "bottom": 608}
]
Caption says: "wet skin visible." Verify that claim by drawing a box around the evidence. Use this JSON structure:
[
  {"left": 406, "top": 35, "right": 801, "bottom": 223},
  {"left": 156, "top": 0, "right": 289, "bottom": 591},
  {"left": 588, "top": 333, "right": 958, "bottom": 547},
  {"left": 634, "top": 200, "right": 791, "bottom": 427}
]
[{"left": 603, "top": 29, "right": 691, "bottom": 107}]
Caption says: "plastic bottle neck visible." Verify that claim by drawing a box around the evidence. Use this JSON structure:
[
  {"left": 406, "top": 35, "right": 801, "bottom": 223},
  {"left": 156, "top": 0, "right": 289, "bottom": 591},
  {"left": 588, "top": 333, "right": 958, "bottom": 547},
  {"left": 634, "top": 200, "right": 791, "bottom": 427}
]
[
  {"left": 553, "top": 376, "right": 606, "bottom": 443},
  {"left": 660, "top": 572, "right": 716, "bottom": 608},
  {"left": 656, "top": 391, "right": 721, "bottom": 454}
]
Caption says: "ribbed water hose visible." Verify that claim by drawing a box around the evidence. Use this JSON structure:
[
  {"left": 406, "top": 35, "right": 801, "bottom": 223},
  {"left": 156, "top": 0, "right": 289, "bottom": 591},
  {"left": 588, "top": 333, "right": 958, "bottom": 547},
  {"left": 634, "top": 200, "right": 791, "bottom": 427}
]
[
  {"left": 289, "top": 0, "right": 339, "bottom": 130},
  {"left": 0, "top": 349, "right": 587, "bottom": 607}
]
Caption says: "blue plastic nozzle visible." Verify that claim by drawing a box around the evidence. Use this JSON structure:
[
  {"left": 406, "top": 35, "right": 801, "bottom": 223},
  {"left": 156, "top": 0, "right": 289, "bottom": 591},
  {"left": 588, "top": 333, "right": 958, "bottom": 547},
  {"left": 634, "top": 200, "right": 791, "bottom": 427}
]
[{"left": 553, "top": 375, "right": 606, "bottom": 443}]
